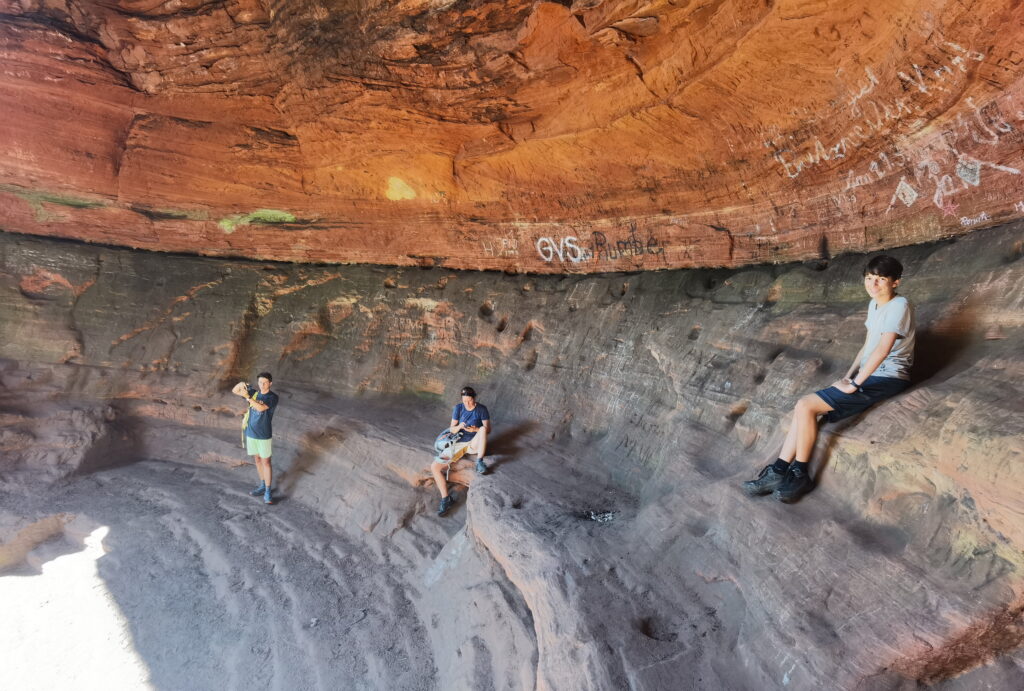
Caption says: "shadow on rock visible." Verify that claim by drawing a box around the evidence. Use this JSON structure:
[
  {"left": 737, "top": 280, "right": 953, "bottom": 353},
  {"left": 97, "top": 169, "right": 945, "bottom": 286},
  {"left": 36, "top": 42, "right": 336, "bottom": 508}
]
[
  {"left": 486, "top": 420, "right": 539, "bottom": 471},
  {"left": 912, "top": 297, "right": 978, "bottom": 386},
  {"left": 278, "top": 426, "right": 345, "bottom": 496}
]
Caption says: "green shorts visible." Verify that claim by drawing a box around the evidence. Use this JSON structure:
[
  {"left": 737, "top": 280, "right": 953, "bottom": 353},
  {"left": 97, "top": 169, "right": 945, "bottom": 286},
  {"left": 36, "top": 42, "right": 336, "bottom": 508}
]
[{"left": 246, "top": 436, "right": 272, "bottom": 458}]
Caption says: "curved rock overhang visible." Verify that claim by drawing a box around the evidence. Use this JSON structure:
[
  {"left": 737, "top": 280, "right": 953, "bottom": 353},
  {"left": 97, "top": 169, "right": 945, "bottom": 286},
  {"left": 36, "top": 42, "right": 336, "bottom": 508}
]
[{"left": 2, "top": 1, "right": 1023, "bottom": 272}]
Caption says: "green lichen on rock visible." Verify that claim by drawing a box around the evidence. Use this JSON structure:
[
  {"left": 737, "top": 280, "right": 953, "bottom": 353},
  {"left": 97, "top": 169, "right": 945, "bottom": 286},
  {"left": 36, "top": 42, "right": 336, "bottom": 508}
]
[
  {"left": 0, "top": 184, "right": 108, "bottom": 222},
  {"left": 218, "top": 209, "right": 297, "bottom": 233}
]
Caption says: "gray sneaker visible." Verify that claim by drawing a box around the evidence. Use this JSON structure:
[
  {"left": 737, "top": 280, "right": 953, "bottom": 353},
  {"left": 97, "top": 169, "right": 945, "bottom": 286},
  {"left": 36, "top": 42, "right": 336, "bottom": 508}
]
[
  {"left": 475, "top": 458, "right": 488, "bottom": 475},
  {"left": 742, "top": 465, "right": 788, "bottom": 496}
]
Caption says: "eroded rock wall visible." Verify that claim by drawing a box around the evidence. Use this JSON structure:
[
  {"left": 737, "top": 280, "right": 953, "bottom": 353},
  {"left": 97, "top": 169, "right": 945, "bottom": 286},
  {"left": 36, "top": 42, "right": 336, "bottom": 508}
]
[
  {"left": 2, "top": 2, "right": 1024, "bottom": 271},
  {"left": 1, "top": 225, "right": 1022, "bottom": 687}
]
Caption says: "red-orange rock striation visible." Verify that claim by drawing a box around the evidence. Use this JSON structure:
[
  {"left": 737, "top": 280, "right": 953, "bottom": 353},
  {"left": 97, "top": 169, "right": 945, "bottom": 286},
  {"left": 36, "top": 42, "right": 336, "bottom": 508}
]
[{"left": 3, "top": 1, "right": 1024, "bottom": 272}]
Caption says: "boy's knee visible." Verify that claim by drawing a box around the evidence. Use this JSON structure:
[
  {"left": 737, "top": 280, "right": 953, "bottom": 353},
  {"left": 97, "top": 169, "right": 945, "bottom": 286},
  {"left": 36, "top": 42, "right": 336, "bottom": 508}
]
[
  {"left": 795, "top": 394, "right": 817, "bottom": 411},
  {"left": 796, "top": 394, "right": 831, "bottom": 417}
]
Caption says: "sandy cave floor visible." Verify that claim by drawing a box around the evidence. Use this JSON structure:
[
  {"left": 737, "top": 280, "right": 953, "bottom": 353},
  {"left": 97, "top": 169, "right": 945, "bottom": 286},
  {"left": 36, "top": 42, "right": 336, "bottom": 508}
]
[
  {"left": 2, "top": 387, "right": 1023, "bottom": 690},
  {"left": 1, "top": 460, "right": 438, "bottom": 691}
]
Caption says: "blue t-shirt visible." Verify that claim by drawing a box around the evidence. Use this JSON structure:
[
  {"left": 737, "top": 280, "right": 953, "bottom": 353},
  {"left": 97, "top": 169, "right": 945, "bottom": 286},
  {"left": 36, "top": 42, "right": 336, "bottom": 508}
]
[
  {"left": 451, "top": 403, "right": 489, "bottom": 442},
  {"left": 245, "top": 386, "right": 279, "bottom": 440}
]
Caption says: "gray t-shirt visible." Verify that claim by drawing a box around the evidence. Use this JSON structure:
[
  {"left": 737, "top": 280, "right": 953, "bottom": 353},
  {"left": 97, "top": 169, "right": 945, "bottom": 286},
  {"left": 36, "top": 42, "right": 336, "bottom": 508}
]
[{"left": 861, "top": 296, "right": 915, "bottom": 380}]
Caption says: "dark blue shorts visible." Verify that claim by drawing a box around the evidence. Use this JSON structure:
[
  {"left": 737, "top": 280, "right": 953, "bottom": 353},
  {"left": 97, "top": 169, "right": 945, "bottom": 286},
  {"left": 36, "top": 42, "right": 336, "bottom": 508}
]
[{"left": 815, "top": 375, "right": 910, "bottom": 423}]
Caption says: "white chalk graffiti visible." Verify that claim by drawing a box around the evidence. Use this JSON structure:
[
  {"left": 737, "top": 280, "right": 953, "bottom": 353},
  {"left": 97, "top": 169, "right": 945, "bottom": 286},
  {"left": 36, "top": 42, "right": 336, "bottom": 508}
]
[
  {"left": 534, "top": 228, "right": 668, "bottom": 264},
  {"left": 884, "top": 133, "right": 1021, "bottom": 214},
  {"left": 960, "top": 211, "right": 990, "bottom": 227},
  {"left": 891, "top": 178, "right": 919, "bottom": 208},
  {"left": 536, "top": 236, "right": 590, "bottom": 263},
  {"left": 768, "top": 43, "right": 987, "bottom": 180},
  {"left": 955, "top": 157, "right": 982, "bottom": 186}
]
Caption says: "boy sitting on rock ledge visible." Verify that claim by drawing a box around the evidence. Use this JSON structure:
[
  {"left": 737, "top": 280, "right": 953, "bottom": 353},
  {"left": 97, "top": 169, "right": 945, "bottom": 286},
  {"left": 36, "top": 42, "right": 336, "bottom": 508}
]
[
  {"left": 432, "top": 386, "right": 491, "bottom": 516},
  {"left": 742, "top": 255, "right": 915, "bottom": 503}
]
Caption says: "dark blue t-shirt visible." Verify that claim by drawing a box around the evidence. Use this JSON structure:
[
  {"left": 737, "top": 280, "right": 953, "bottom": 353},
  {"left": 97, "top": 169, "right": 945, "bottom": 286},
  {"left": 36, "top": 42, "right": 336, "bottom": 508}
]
[
  {"left": 245, "top": 386, "right": 279, "bottom": 440},
  {"left": 451, "top": 403, "right": 489, "bottom": 442}
]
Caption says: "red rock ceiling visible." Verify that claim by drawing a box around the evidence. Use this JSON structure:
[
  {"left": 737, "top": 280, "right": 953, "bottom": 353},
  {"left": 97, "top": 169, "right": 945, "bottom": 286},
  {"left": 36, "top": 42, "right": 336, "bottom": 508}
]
[{"left": 1, "top": 0, "right": 1023, "bottom": 272}]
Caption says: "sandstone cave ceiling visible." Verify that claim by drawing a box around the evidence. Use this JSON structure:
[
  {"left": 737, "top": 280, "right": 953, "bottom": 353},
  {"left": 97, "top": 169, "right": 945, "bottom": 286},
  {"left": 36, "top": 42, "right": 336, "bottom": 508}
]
[{"left": 1, "top": 0, "right": 1022, "bottom": 272}]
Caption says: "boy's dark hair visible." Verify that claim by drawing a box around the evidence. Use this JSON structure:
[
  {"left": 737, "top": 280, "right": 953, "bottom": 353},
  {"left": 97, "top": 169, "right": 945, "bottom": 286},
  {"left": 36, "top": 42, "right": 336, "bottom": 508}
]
[
  {"left": 258, "top": 372, "right": 273, "bottom": 382},
  {"left": 864, "top": 255, "right": 903, "bottom": 280},
  {"left": 460, "top": 386, "right": 476, "bottom": 398}
]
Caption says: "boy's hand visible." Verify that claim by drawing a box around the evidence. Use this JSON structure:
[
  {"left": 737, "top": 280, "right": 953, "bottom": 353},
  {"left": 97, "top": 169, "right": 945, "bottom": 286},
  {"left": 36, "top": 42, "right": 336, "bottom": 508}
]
[
  {"left": 832, "top": 379, "right": 859, "bottom": 394},
  {"left": 464, "top": 425, "right": 479, "bottom": 432}
]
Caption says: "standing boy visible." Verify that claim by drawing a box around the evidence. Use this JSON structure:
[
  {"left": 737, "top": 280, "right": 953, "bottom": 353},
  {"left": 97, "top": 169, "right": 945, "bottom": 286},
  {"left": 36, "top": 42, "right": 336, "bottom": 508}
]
[
  {"left": 742, "top": 255, "right": 915, "bottom": 503},
  {"left": 432, "top": 386, "right": 491, "bottom": 516},
  {"left": 232, "top": 372, "right": 280, "bottom": 504}
]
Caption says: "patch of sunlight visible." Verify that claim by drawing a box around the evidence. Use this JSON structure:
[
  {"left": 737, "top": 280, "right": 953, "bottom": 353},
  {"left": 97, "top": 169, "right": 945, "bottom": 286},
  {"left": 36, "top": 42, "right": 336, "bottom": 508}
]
[
  {"left": 1, "top": 526, "right": 153, "bottom": 690},
  {"left": 385, "top": 176, "right": 417, "bottom": 201}
]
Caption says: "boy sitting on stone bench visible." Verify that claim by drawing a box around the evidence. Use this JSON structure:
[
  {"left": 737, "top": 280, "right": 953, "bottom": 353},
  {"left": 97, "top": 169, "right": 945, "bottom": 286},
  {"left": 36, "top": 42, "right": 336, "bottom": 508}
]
[{"left": 743, "top": 255, "right": 915, "bottom": 503}]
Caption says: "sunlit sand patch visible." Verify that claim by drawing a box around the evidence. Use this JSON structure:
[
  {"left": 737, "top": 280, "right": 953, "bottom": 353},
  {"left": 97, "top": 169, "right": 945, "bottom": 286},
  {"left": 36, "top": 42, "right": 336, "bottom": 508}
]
[{"left": 2, "top": 524, "right": 152, "bottom": 690}]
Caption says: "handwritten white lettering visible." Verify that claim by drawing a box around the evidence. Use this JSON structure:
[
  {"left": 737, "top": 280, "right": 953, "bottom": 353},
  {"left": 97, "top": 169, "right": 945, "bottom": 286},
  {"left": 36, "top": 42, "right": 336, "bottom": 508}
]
[{"left": 960, "top": 211, "right": 990, "bottom": 227}]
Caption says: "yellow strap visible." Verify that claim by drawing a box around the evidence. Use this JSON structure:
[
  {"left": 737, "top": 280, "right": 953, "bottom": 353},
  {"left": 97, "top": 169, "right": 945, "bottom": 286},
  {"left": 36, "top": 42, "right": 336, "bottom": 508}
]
[
  {"left": 241, "top": 390, "right": 258, "bottom": 448},
  {"left": 241, "top": 390, "right": 258, "bottom": 429}
]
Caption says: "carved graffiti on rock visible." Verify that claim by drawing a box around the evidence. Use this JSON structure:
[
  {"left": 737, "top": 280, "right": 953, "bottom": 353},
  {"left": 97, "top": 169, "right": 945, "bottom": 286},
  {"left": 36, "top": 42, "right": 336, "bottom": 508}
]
[
  {"left": 876, "top": 98, "right": 1021, "bottom": 213},
  {"left": 481, "top": 237, "right": 520, "bottom": 258},
  {"left": 767, "top": 42, "right": 988, "bottom": 181},
  {"left": 592, "top": 226, "right": 667, "bottom": 263},
  {"left": 535, "top": 225, "right": 667, "bottom": 265}
]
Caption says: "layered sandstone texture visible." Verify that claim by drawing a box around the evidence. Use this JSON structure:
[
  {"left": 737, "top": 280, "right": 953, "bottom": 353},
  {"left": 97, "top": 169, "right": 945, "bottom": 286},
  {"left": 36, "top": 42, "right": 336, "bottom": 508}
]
[
  {"left": 2, "top": 225, "right": 1023, "bottom": 688},
  {"left": 2, "top": 1, "right": 1024, "bottom": 271}
]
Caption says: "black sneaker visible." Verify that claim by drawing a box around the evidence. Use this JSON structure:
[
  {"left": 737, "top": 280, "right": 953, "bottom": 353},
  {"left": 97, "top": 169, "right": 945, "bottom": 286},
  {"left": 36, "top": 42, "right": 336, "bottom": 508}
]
[
  {"left": 742, "top": 465, "right": 787, "bottom": 496},
  {"left": 437, "top": 491, "right": 458, "bottom": 516},
  {"left": 773, "top": 466, "right": 812, "bottom": 503},
  {"left": 475, "top": 458, "right": 488, "bottom": 475}
]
